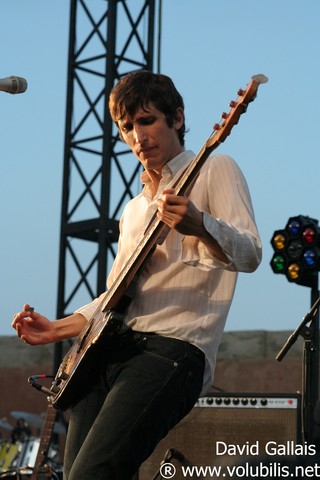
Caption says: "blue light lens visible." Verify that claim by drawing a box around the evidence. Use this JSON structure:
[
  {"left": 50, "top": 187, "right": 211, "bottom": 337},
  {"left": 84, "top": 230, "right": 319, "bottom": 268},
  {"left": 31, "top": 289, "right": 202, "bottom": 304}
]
[
  {"left": 288, "top": 220, "right": 301, "bottom": 236},
  {"left": 303, "top": 249, "right": 316, "bottom": 266}
]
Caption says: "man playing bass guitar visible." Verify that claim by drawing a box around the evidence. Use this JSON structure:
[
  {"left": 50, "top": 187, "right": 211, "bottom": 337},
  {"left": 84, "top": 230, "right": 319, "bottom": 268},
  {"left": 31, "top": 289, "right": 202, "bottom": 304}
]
[{"left": 12, "top": 70, "right": 262, "bottom": 480}]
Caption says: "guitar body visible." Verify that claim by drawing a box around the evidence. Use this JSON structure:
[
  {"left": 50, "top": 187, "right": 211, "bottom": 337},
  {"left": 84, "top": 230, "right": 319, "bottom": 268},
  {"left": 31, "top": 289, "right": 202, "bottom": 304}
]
[
  {"left": 52, "top": 341, "right": 103, "bottom": 412},
  {"left": 51, "top": 309, "right": 124, "bottom": 411},
  {"left": 49, "top": 74, "right": 268, "bottom": 412}
]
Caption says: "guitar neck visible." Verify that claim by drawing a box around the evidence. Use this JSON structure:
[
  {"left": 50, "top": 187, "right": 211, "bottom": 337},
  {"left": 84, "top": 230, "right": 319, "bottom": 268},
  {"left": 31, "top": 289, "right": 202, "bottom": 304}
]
[
  {"left": 86, "top": 76, "right": 268, "bottom": 322},
  {"left": 99, "top": 149, "right": 208, "bottom": 310},
  {"left": 30, "top": 403, "right": 57, "bottom": 480},
  {"left": 50, "top": 74, "right": 268, "bottom": 412}
]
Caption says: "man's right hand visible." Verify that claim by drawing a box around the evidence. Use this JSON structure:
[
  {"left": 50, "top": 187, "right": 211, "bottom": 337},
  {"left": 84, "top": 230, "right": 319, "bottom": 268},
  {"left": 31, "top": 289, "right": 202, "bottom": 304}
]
[
  {"left": 12, "top": 303, "right": 56, "bottom": 345},
  {"left": 12, "top": 304, "right": 87, "bottom": 345}
]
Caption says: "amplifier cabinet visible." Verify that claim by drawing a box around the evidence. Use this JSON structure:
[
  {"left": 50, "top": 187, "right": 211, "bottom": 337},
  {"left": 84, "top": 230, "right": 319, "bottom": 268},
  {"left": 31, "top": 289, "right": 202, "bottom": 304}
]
[{"left": 139, "top": 392, "right": 301, "bottom": 480}]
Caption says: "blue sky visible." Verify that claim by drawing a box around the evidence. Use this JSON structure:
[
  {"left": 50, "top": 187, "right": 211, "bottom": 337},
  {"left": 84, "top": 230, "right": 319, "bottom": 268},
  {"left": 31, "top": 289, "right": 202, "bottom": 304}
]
[{"left": 1, "top": 0, "right": 320, "bottom": 337}]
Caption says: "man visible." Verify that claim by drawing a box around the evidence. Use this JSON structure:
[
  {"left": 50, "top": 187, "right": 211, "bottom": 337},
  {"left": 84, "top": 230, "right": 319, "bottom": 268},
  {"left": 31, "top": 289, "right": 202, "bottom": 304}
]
[{"left": 12, "top": 70, "right": 262, "bottom": 479}]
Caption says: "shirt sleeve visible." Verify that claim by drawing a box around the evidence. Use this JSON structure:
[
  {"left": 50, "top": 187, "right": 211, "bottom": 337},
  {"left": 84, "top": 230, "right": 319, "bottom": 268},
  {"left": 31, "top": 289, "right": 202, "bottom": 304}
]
[
  {"left": 181, "top": 154, "right": 262, "bottom": 272},
  {"left": 74, "top": 291, "right": 107, "bottom": 321}
]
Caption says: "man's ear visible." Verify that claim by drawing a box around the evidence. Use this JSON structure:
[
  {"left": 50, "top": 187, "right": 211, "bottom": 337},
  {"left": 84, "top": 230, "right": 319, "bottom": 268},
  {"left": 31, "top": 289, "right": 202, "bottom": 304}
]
[{"left": 174, "top": 107, "right": 185, "bottom": 131}]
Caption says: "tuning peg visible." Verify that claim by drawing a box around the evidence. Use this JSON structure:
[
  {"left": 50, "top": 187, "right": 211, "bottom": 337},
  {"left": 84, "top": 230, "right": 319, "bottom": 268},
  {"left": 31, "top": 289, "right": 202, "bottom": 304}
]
[
  {"left": 221, "top": 112, "right": 229, "bottom": 119},
  {"left": 237, "top": 88, "right": 245, "bottom": 96},
  {"left": 229, "top": 100, "right": 237, "bottom": 108},
  {"left": 213, "top": 123, "right": 221, "bottom": 131}
]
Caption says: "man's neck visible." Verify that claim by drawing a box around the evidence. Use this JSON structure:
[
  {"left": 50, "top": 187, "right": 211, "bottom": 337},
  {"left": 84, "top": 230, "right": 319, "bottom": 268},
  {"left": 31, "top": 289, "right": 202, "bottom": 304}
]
[{"left": 145, "top": 168, "right": 163, "bottom": 197}]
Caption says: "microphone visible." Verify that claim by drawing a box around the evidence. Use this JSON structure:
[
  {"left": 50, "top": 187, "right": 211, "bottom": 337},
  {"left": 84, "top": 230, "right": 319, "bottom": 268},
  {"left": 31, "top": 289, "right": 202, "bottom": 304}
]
[{"left": 0, "top": 75, "right": 28, "bottom": 94}]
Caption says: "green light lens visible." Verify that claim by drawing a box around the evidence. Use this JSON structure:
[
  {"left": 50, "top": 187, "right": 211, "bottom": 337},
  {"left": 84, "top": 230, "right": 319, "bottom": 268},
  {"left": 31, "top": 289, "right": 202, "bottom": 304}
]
[{"left": 272, "top": 254, "right": 286, "bottom": 272}]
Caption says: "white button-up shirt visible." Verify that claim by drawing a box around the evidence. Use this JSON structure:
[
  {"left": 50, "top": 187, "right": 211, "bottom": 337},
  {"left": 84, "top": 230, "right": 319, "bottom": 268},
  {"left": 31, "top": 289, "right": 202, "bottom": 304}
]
[{"left": 76, "top": 150, "right": 262, "bottom": 393}]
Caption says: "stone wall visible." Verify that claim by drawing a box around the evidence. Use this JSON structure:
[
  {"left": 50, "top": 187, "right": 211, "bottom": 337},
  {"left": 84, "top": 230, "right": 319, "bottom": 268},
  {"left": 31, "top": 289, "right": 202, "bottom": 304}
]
[
  {"left": 213, "top": 330, "right": 303, "bottom": 395},
  {"left": 0, "top": 330, "right": 304, "bottom": 426}
]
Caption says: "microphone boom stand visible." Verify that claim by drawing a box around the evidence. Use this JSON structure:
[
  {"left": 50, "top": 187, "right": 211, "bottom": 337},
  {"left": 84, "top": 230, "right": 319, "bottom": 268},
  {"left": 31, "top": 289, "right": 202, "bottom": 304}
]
[{"left": 276, "top": 281, "right": 320, "bottom": 444}]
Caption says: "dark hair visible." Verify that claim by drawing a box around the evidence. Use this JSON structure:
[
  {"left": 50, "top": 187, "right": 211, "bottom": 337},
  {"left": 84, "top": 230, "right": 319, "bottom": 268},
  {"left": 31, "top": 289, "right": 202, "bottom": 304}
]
[{"left": 109, "top": 70, "right": 186, "bottom": 146}]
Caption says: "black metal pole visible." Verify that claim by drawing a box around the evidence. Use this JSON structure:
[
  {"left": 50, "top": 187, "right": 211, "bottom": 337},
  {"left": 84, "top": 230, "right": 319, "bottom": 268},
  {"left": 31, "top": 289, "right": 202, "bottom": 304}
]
[
  {"left": 276, "top": 275, "right": 320, "bottom": 444},
  {"left": 303, "top": 280, "right": 320, "bottom": 443}
]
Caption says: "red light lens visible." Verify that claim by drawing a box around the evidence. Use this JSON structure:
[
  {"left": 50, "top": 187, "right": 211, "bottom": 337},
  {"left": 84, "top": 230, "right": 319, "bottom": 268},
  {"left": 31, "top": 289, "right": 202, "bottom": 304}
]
[{"left": 303, "top": 227, "right": 316, "bottom": 244}]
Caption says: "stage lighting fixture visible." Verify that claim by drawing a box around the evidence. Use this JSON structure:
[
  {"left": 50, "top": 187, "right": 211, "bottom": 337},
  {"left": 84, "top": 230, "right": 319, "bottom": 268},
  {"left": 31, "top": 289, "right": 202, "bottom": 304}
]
[{"left": 270, "top": 215, "right": 320, "bottom": 287}]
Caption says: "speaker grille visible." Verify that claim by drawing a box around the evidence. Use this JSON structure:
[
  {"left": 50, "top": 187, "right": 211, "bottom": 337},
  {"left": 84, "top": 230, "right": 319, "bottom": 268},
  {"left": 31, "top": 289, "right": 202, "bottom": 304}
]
[{"left": 139, "top": 393, "right": 301, "bottom": 480}]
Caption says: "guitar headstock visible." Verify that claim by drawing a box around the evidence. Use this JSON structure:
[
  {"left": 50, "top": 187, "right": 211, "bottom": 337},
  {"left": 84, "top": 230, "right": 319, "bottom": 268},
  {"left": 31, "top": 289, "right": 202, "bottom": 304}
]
[{"left": 206, "top": 74, "right": 268, "bottom": 149}]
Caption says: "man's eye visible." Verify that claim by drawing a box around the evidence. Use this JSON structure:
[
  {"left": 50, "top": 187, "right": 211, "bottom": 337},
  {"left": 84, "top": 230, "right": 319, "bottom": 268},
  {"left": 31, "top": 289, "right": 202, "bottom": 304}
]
[
  {"left": 121, "top": 124, "right": 132, "bottom": 134},
  {"left": 142, "top": 117, "right": 154, "bottom": 125}
]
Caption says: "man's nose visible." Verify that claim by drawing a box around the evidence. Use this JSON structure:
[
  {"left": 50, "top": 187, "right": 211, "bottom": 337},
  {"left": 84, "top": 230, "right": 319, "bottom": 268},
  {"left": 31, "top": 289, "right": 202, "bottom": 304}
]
[{"left": 133, "top": 125, "right": 147, "bottom": 143}]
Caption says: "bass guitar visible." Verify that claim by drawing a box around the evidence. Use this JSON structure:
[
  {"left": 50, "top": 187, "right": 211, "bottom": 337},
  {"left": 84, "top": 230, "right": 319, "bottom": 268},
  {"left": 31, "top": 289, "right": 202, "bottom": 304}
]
[{"left": 49, "top": 74, "right": 268, "bottom": 411}]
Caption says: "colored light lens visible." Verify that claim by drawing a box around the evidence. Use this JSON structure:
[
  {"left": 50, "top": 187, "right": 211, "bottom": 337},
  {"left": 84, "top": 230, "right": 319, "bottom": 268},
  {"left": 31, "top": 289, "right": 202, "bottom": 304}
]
[
  {"left": 272, "top": 254, "right": 286, "bottom": 272},
  {"left": 272, "top": 233, "right": 286, "bottom": 251},
  {"left": 287, "top": 263, "right": 300, "bottom": 280},
  {"left": 287, "top": 220, "right": 301, "bottom": 236},
  {"left": 303, "top": 227, "right": 316, "bottom": 244},
  {"left": 303, "top": 249, "right": 316, "bottom": 266}
]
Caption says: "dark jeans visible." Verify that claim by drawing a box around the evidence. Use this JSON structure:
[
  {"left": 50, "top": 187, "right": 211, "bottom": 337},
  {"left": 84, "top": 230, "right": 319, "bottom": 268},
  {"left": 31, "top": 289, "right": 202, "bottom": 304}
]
[{"left": 64, "top": 331, "right": 205, "bottom": 480}]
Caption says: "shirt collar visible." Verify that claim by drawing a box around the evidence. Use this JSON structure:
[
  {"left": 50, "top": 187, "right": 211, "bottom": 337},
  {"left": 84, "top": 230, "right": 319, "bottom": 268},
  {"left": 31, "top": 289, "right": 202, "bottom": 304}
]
[{"left": 140, "top": 150, "right": 195, "bottom": 187}]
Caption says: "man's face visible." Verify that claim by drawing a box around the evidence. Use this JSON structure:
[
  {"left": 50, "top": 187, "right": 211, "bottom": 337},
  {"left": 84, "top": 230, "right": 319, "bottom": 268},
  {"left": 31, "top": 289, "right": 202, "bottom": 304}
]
[{"left": 117, "top": 103, "right": 184, "bottom": 173}]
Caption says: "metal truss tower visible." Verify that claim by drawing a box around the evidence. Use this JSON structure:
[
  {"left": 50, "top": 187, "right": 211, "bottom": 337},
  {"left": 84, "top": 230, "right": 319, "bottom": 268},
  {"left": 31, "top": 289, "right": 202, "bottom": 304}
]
[{"left": 55, "top": 0, "right": 158, "bottom": 368}]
